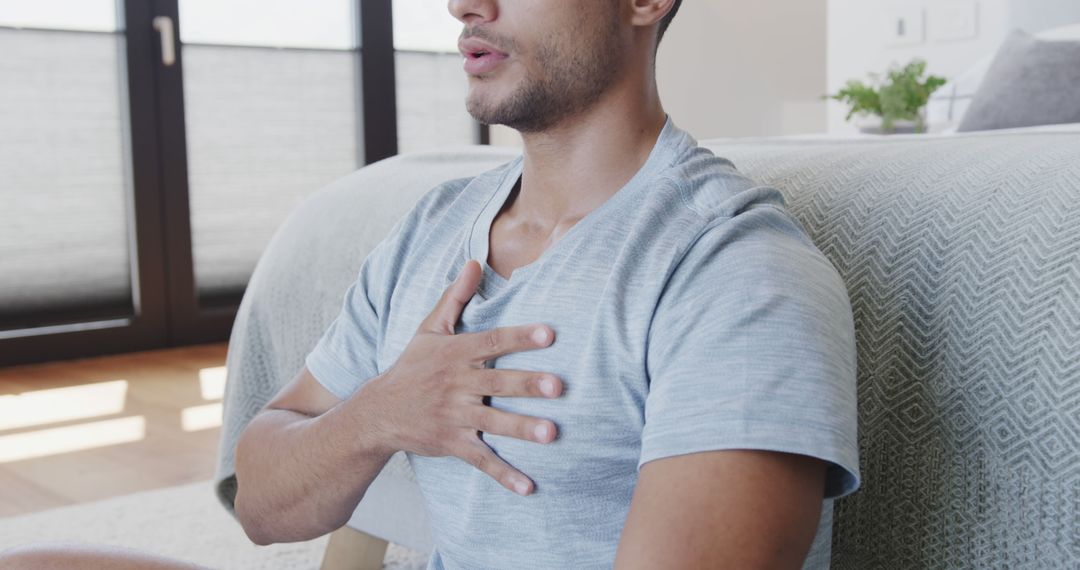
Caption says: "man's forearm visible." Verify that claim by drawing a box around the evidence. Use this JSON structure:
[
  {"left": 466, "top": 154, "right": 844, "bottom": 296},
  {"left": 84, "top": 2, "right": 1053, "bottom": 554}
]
[{"left": 234, "top": 384, "right": 395, "bottom": 545}]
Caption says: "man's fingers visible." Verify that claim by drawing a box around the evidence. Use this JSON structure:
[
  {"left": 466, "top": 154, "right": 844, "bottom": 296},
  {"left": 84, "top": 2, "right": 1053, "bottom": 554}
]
[
  {"left": 468, "top": 369, "right": 563, "bottom": 399},
  {"left": 419, "top": 259, "right": 482, "bottom": 335},
  {"left": 465, "top": 404, "right": 558, "bottom": 444},
  {"left": 460, "top": 323, "right": 555, "bottom": 363},
  {"left": 459, "top": 439, "right": 534, "bottom": 496}
]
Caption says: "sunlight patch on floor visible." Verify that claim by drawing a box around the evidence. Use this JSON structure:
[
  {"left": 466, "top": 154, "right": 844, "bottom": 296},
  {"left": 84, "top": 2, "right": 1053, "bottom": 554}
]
[
  {"left": 0, "top": 416, "right": 146, "bottom": 463},
  {"left": 181, "top": 403, "right": 223, "bottom": 432},
  {"left": 0, "top": 380, "right": 129, "bottom": 432},
  {"left": 198, "top": 366, "right": 227, "bottom": 400}
]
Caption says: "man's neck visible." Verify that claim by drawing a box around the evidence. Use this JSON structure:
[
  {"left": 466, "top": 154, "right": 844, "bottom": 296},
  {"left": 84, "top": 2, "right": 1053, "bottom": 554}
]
[{"left": 509, "top": 83, "right": 668, "bottom": 233}]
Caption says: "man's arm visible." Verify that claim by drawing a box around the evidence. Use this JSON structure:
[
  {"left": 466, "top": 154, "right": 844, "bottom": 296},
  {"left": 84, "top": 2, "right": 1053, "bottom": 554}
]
[
  {"left": 614, "top": 450, "right": 826, "bottom": 569},
  {"left": 622, "top": 204, "right": 860, "bottom": 567},
  {"left": 234, "top": 366, "right": 397, "bottom": 546},
  {"left": 234, "top": 259, "right": 565, "bottom": 545}
]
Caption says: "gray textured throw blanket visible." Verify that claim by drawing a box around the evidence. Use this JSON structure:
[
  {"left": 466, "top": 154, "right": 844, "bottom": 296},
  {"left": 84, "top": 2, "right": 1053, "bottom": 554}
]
[{"left": 216, "top": 129, "right": 1080, "bottom": 568}]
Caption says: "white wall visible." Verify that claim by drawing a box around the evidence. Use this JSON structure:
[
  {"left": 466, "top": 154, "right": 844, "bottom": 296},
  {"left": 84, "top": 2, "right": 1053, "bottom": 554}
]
[
  {"left": 826, "top": 0, "right": 1080, "bottom": 133},
  {"left": 657, "top": 0, "right": 829, "bottom": 139}
]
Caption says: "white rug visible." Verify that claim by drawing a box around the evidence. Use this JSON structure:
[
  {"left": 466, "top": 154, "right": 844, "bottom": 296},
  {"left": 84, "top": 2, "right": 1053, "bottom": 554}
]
[{"left": 0, "top": 481, "right": 429, "bottom": 569}]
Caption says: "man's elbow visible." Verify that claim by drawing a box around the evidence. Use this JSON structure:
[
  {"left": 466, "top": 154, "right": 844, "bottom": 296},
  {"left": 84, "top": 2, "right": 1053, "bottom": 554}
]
[
  {"left": 245, "top": 527, "right": 275, "bottom": 547},
  {"left": 234, "top": 485, "right": 346, "bottom": 546},
  {"left": 231, "top": 410, "right": 350, "bottom": 545},
  {"left": 233, "top": 416, "right": 312, "bottom": 544},
  {"left": 234, "top": 489, "right": 276, "bottom": 546}
]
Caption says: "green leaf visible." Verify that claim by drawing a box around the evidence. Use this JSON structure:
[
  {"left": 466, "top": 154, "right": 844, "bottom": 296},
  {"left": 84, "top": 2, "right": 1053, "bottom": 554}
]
[{"left": 824, "top": 58, "right": 950, "bottom": 132}]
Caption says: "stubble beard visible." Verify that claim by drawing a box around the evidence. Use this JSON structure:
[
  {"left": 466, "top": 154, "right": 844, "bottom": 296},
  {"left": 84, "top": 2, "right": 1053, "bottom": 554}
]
[{"left": 465, "top": 18, "right": 623, "bottom": 133}]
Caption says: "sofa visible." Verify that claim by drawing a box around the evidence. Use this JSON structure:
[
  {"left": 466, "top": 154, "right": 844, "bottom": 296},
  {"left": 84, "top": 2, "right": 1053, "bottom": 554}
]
[{"left": 215, "top": 124, "right": 1080, "bottom": 569}]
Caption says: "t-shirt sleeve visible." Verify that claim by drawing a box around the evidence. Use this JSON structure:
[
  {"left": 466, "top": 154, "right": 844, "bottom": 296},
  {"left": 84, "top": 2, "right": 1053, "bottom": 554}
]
[
  {"left": 639, "top": 202, "right": 861, "bottom": 499},
  {"left": 304, "top": 219, "right": 403, "bottom": 401}
]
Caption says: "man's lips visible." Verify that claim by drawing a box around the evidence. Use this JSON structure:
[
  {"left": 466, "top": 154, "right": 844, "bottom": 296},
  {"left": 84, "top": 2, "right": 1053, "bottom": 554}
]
[
  {"left": 459, "top": 37, "right": 509, "bottom": 75},
  {"left": 458, "top": 37, "right": 508, "bottom": 59}
]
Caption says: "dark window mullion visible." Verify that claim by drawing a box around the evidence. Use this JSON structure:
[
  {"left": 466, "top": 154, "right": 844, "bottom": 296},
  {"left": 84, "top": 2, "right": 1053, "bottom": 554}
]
[
  {"left": 122, "top": 0, "right": 171, "bottom": 341},
  {"left": 148, "top": 0, "right": 209, "bottom": 346},
  {"left": 359, "top": 0, "right": 398, "bottom": 164},
  {"left": 149, "top": 0, "right": 237, "bottom": 346}
]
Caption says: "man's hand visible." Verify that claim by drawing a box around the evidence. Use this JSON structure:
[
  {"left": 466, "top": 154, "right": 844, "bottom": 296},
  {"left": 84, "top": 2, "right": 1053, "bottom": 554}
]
[{"left": 366, "top": 259, "right": 563, "bottom": 496}]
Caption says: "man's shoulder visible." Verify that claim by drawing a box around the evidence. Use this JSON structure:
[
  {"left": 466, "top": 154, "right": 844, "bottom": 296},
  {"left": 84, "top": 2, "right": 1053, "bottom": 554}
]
[
  {"left": 658, "top": 144, "right": 788, "bottom": 225},
  {"left": 651, "top": 143, "right": 830, "bottom": 284}
]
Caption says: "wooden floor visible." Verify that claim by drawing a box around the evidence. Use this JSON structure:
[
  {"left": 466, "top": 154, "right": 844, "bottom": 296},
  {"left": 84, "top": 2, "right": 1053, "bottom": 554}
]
[{"left": 0, "top": 343, "right": 229, "bottom": 518}]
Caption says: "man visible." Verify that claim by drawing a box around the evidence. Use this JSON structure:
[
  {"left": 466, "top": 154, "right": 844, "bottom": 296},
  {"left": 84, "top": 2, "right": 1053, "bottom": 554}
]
[{"left": 0, "top": 0, "right": 859, "bottom": 568}]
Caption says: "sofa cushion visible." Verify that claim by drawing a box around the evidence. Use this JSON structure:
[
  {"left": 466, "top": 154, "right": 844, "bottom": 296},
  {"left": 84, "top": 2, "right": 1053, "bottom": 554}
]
[{"left": 958, "top": 29, "right": 1080, "bottom": 131}]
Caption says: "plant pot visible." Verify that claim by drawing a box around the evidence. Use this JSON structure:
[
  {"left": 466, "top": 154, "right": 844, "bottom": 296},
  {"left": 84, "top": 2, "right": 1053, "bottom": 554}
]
[
  {"left": 859, "top": 120, "right": 921, "bottom": 135},
  {"left": 855, "top": 111, "right": 927, "bottom": 135}
]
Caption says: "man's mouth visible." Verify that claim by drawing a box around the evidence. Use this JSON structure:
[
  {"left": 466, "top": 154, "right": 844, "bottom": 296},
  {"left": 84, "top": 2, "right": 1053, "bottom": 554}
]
[
  {"left": 459, "top": 38, "right": 510, "bottom": 75},
  {"left": 459, "top": 37, "right": 508, "bottom": 59}
]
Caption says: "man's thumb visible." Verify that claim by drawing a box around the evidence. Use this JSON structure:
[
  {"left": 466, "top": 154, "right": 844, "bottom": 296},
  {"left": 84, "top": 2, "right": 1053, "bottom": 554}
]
[{"left": 422, "top": 259, "right": 481, "bottom": 335}]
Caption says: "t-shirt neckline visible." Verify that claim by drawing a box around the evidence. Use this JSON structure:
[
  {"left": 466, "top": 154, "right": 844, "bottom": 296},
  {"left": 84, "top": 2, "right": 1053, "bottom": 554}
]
[{"left": 467, "top": 115, "right": 685, "bottom": 297}]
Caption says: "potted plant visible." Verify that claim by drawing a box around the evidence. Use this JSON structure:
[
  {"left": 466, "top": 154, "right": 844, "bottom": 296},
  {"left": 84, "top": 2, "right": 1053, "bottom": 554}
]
[{"left": 826, "top": 59, "right": 947, "bottom": 134}]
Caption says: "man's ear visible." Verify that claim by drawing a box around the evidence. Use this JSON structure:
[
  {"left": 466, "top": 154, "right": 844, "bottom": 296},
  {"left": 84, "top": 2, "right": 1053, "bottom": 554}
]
[{"left": 626, "top": 0, "right": 677, "bottom": 28}]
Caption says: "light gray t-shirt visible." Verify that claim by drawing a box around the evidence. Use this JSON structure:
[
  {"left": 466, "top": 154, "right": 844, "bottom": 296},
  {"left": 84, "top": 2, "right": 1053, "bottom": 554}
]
[{"left": 305, "top": 117, "right": 861, "bottom": 569}]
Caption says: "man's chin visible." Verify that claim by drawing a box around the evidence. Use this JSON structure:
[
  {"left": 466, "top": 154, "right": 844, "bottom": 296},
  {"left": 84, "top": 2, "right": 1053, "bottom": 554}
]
[
  {"left": 464, "top": 92, "right": 506, "bottom": 127},
  {"left": 464, "top": 84, "right": 550, "bottom": 132}
]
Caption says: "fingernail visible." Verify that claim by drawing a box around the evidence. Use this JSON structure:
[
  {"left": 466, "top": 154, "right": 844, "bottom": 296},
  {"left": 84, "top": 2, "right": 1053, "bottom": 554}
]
[
  {"left": 514, "top": 479, "right": 529, "bottom": 496},
  {"left": 531, "top": 327, "right": 549, "bottom": 345},
  {"left": 540, "top": 377, "right": 555, "bottom": 396},
  {"left": 534, "top": 423, "right": 549, "bottom": 441}
]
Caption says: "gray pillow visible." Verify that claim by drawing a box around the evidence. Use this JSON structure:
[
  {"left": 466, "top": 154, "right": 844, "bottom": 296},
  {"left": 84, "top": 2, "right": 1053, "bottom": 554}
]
[{"left": 958, "top": 28, "right": 1080, "bottom": 132}]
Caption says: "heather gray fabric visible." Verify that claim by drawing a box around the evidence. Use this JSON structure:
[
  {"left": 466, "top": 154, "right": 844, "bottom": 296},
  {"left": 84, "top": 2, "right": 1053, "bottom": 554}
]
[
  {"left": 304, "top": 118, "right": 860, "bottom": 569},
  {"left": 217, "top": 125, "right": 1080, "bottom": 569},
  {"left": 958, "top": 29, "right": 1080, "bottom": 132}
]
